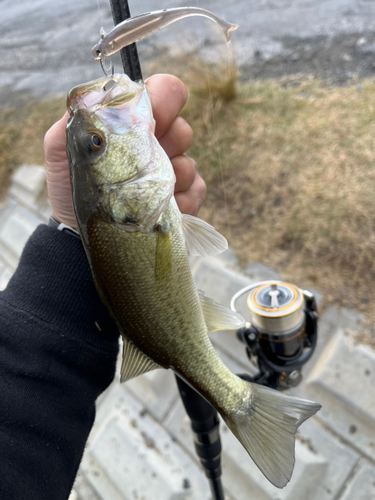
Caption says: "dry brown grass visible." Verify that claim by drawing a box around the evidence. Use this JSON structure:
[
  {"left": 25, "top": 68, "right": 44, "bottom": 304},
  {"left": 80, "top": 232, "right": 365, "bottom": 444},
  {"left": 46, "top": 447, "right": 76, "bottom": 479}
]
[
  {"left": 0, "top": 98, "right": 66, "bottom": 199},
  {"left": 181, "top": 73, "right": 375, "bottom": 320}
]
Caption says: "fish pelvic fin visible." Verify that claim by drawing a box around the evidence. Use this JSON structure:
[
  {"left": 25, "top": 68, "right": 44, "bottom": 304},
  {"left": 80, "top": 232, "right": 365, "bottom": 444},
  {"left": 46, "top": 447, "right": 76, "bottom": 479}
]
[
  {"left": 223, "top": 382, "right": 321, "bottom": 488},
  {"left": 120, "top": 336, "right": 161, "bottom": 383}
]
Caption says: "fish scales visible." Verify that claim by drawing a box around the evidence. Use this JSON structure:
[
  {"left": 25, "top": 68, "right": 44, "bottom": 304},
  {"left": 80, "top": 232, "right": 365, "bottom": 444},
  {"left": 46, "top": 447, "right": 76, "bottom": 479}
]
[
  {"left": 66, "top": 73, "right": 321, "bottom": 489},
  {"left": 87, "top": 203, "right": 242, "bottom": 410}
]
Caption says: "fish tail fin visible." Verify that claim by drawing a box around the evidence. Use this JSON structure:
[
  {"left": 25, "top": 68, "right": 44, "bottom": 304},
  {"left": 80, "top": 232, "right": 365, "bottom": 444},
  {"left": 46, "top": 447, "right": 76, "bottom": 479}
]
[
  {"left": 223, "top": 382, "right": 321, "bottom": 488},
  {"left": 224, "top": 23, "right": 239, "bottom": 43}
]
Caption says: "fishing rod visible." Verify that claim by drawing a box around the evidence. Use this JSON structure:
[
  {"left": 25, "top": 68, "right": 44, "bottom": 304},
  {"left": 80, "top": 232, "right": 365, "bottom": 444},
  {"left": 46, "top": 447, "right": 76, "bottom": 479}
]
[
  {"left": 107, "top": 2, "right": 226, "bottom": 499},
  {"left": 109, "top": 0, "right": 142, "bottom": 81}
]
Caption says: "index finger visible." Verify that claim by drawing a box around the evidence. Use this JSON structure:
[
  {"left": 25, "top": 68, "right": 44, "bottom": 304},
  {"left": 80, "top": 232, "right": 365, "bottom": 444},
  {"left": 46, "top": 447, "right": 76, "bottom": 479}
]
[{"left": 145, "top": 74, "right": 188, "bottom": 139}]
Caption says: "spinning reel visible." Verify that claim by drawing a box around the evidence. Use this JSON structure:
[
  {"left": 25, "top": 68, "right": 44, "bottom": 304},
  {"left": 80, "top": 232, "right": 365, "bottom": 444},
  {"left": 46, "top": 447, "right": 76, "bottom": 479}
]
[{"left": 231, "top": 281, "right": 318, "bottom": 390}]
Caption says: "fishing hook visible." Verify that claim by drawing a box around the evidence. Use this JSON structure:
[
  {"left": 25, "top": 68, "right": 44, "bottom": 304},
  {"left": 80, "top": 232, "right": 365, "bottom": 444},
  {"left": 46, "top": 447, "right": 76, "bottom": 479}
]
[{"left": 100, "top": 56, "right": 114, "bottom": 77}]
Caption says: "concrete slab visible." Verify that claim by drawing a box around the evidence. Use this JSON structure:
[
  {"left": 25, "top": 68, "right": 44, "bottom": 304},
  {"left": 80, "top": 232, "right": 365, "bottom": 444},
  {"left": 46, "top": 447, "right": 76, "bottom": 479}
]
[
  {"left": 221, "top": 433, "right": 327, "bottom": 500},
  {"left": 165, "top": 335, "right": 359, "bottom": 500},
  {"left": 9, "top": 165, "right": 46, "bottom": 207},
  {"left": 0, "top": 266, "right": 13, "bottom": 291},
  {"left": 166, "top": 398, "right": 359, "bottom": 500},
  {"left": 71, "top": 471, "right": 103, "bottom": 500},
  {"left": 39, "top": 200, "right": 51, "bottom": 223},
  {"left": 213, "top": 247, "right": 241, "bottom": 270},
  {"left": 0, "top": 198, "right": 17, "bottom": 227},
  {"left": 68, "top": 490, "right": 78, "bottom": 500},
  {"left": 304, "top": 330, "right": 375, "bottom": 461},
  {"left": 166, "top": 392, "right": 357, "bottom": 500},
  {"left": 192, "top": 256, "right": 253, "bottom": 310},
  {"left": 0, "top": 204, "right": 43, "bottom": 268},
  {"left": 245, "top": 263, "right": 282, "bottom": 282},
  {"left": 125, "top": 368, "right": 179, "bottom": 423},
  {"left": 82, "top": 383, "right": 211, "bottom": 500},
  {"left": 340, "top": 461, "right": 375, "bottom": 500},
  {"left": 164, "top": 343, "right": 358, "bottom": 500},
  {"left": 297, "top": 305, "right": 364, "bottom": 381},
  {"left": 294, "top": 419, "right": 359, "bottom": 500}
]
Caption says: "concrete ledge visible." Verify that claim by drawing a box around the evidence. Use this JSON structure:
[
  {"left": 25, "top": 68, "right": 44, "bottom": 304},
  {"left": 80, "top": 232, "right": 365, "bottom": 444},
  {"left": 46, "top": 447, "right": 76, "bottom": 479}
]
[
  {"left": 305, "top": 330, "right": 375, "bottom": 461},
  {"left": 0, "top": 204, "right": 43, "bottom": 268},
  {"left": 340, "top": 461, "right": 375, "bottom": 500},
  {"left": 81, "top": 384, "right": 211, "bottom": 500}
]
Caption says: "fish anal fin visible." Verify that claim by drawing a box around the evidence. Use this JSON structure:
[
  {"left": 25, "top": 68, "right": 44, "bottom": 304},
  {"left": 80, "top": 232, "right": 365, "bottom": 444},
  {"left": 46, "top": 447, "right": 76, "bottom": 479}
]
[
  {"left": 181, "top": 214, "right": 227, "bottom": 257},
  {"left": 121, "top": 336, "right": 160, "bottom": 383},
  {"left": 199, "top": 290, "right": 245, "bottom": 332}
]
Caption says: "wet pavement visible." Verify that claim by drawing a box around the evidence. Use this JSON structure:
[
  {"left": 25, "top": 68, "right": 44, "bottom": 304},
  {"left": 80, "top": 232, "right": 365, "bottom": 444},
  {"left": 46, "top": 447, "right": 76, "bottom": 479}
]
[{"left": 2, "top": 0, "right": 375, "bottom": 105}]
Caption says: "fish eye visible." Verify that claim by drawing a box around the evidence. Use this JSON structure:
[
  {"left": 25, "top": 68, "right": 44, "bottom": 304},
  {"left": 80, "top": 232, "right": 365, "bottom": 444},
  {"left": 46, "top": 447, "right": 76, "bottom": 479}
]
[
  {"left": 92, "top": 135, "right": 101, "bottom": 147},
  {"left": 84, "top": 132, "right": 104, "bottom": 152}
]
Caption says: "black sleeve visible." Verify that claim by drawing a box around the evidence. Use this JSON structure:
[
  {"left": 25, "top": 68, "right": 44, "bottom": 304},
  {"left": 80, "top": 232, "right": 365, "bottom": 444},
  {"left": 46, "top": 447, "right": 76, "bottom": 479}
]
[{"left": 0, "top": 225, "right": 120, "bottom": 500}]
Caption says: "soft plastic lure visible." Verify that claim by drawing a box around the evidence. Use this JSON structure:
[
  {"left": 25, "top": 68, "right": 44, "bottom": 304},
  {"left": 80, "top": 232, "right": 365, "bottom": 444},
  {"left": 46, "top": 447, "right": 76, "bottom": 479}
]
[{"left": 92, "top": 7, "right": 239, "bottom": 61}]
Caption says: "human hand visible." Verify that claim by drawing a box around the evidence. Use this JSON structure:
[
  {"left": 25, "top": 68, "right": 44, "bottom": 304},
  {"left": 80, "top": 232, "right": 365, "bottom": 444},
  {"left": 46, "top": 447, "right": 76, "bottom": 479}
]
[{"left": 44, "top": 74, "right": 206, "bottom": 229}]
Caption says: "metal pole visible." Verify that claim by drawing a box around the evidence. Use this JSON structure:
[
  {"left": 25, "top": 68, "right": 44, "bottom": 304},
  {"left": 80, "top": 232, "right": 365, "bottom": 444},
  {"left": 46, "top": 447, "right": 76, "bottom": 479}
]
[{"left": 109, "top": 0, "right": 143, "bottom": 81}]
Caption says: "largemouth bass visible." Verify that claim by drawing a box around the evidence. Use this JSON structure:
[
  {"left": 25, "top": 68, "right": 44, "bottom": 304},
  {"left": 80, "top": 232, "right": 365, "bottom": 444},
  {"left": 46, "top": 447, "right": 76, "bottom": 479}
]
[{"left": 66, "top": 74, "right": 321, "bottom": 489}]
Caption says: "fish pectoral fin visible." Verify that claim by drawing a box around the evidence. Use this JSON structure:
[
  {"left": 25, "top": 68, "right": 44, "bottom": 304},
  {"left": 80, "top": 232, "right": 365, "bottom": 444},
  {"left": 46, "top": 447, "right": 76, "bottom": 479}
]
[
  {"left": 181, "top": 214, "right": 227, "bottom": 257},
  {"left": 120, "top": 336, "right": 161, "bottom": 383},
  {"left": 155, "top": 227, "right": 172, "bottom": 280},
  {"left": 199, "top": 290, "right": 245, "bottom": 332}
]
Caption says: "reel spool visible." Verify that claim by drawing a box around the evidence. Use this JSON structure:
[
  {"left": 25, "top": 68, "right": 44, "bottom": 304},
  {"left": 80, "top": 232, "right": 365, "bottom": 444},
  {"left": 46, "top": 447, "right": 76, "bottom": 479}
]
[{"left": 231, "top": 281, "right": 318, "bottom": 390}]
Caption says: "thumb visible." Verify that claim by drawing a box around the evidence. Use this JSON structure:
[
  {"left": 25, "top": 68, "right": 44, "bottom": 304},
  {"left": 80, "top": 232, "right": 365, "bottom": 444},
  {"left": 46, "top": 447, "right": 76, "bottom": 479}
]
[{"left": 44, "top": 112, "right": 69, "bottom": 165}]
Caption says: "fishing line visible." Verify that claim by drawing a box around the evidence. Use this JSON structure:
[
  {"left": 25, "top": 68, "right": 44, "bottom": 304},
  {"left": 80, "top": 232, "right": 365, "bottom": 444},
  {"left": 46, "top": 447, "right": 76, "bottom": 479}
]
[
  {"left": 195, "top": 0, "right": 233, "bottom": 245},
  {"left": 96, "top": 0, "right": 104, "bottom": 31}
]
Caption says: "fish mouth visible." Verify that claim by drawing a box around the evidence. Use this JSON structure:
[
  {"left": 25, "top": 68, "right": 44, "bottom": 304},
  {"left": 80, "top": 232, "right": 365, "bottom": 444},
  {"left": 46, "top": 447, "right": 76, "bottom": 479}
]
[
  {"left": 66, "top": 73, "right": 153, "bottom": 135},
  {"left": 66, "top": 73, "right": 143, "bottom": 114}
]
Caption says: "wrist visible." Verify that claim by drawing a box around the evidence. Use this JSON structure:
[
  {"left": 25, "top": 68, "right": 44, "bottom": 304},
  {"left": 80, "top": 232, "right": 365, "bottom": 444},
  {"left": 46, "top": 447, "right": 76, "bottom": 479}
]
[
  {"left": 50, "top": 209, "right": 78, "bottom": 231},
  {"left": 49, "top": 216, "right": 81, "bottom": 239}
]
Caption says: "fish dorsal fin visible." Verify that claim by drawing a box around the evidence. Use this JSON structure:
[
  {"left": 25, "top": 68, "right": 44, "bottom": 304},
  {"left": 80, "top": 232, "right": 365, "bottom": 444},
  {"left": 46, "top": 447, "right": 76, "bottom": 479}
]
[
  {"left": 120, "top": 336, "right": 161, "bottom": 383},
  {"left": 181, "top": 214, "right": 227, "bottom": 257},
  {"left": 199, "top": 290, "right": 246, "bottom": 333}
]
